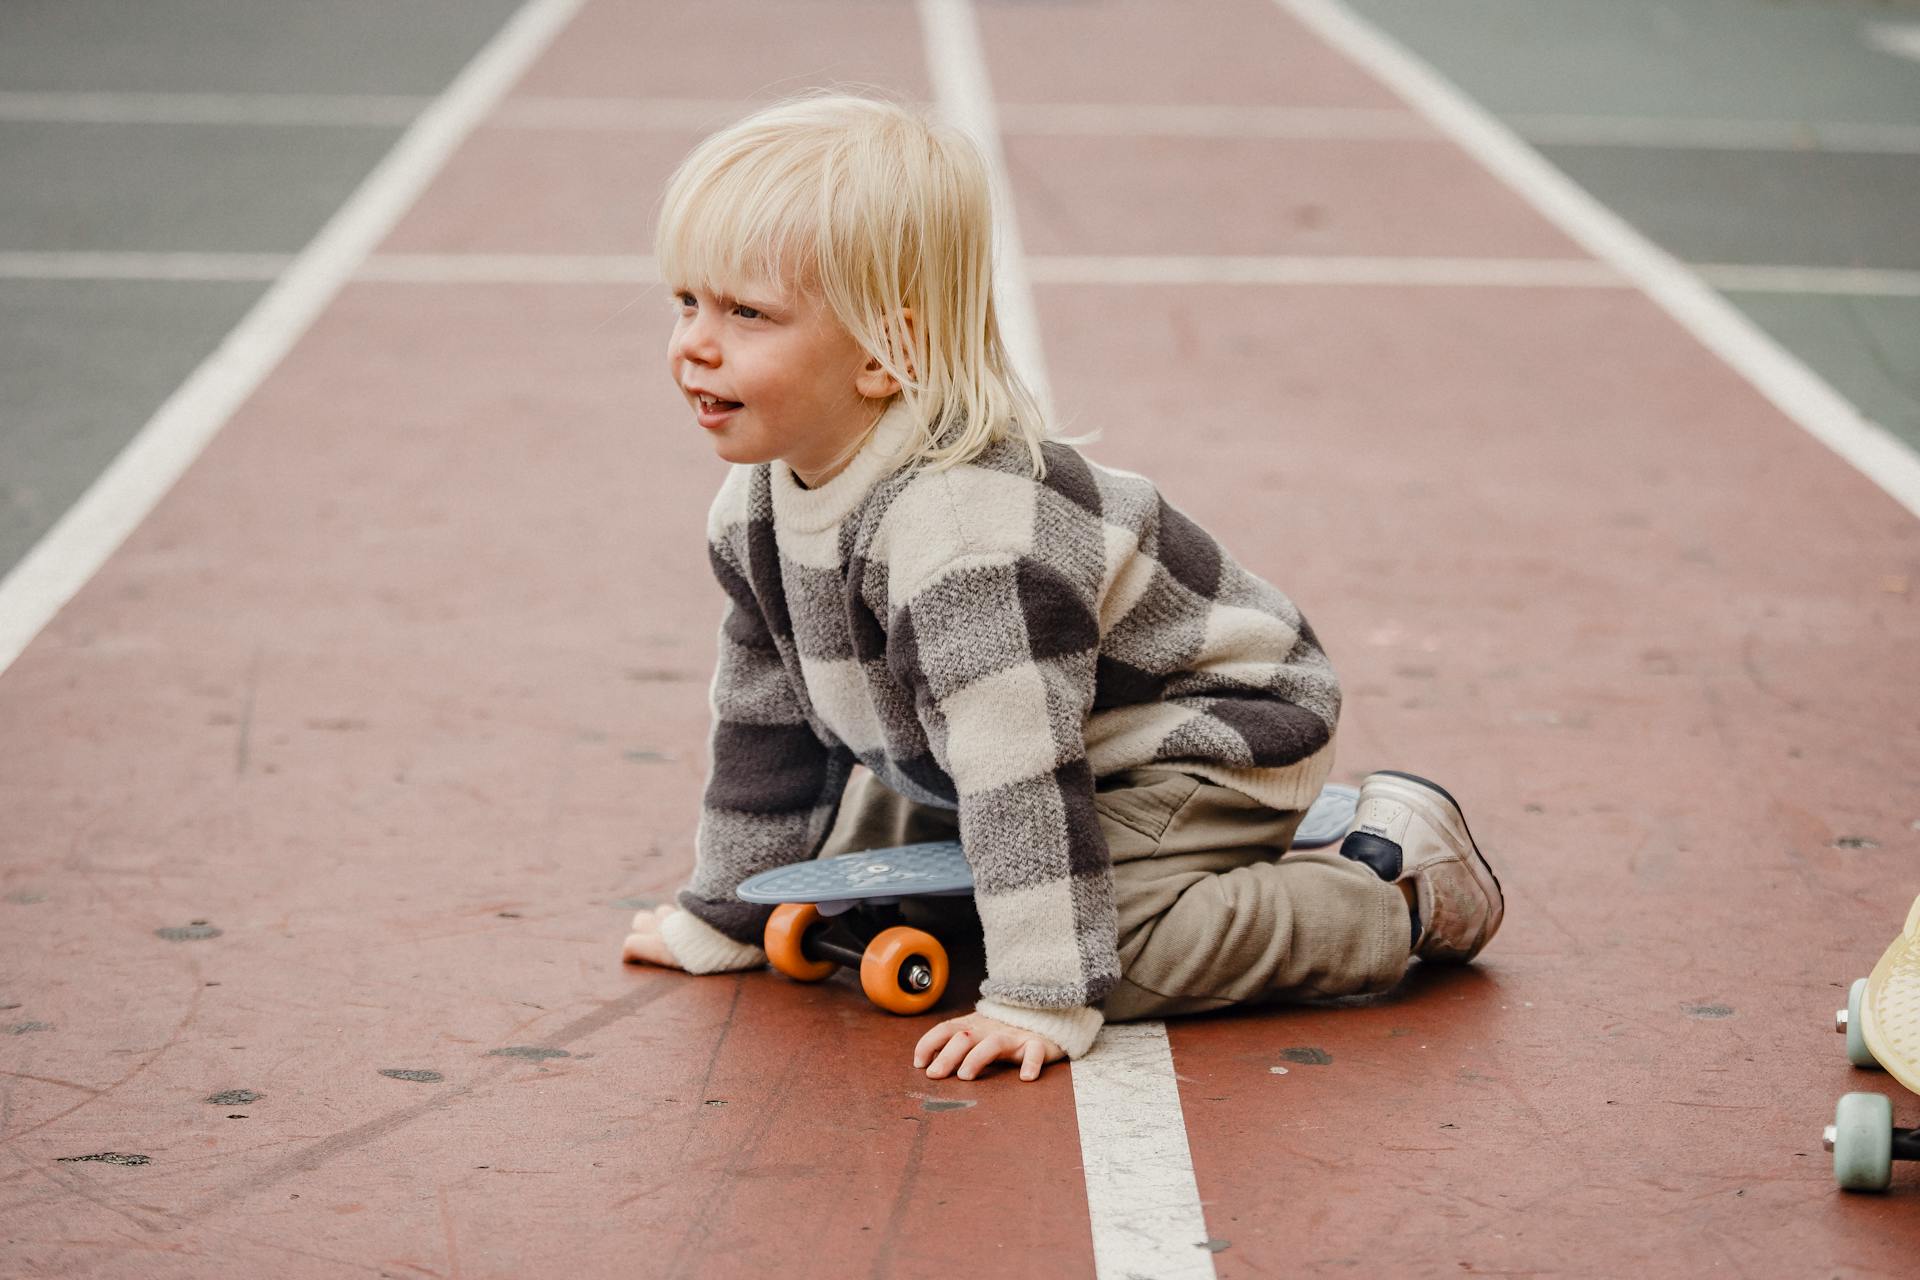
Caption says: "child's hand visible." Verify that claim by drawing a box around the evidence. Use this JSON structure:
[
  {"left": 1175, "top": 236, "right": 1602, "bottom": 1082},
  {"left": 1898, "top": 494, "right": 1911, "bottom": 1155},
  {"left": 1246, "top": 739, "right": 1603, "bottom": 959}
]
[
  {"left": 621, "top": 904, "right": 687, "bottom": 969},
  {"left": 913, "top": 1012, "right": 1065, "bottom": 1082}
]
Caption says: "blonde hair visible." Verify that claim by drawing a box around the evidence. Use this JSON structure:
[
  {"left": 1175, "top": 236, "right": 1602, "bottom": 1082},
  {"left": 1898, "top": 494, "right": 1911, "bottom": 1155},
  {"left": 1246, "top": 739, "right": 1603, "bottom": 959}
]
[{"left": 654, "top": 91, "right": 1069, "bottom": 477}]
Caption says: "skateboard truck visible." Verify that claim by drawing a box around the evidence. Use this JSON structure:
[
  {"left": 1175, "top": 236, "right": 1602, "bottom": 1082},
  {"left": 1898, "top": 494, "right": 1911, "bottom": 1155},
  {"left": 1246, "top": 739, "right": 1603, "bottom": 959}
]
[{"left": 763, "top": 901, "right": 949, "bottom": 1015}]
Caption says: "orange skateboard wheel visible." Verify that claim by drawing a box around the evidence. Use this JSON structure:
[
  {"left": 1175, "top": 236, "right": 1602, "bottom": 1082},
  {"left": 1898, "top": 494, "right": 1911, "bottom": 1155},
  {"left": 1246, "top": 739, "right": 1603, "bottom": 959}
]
[
  {"left": 859, "top": 926, "right": 948, "bottom": 1015},
  {"left": 764, "top": 903, "right": 837, "bottom": 982}
]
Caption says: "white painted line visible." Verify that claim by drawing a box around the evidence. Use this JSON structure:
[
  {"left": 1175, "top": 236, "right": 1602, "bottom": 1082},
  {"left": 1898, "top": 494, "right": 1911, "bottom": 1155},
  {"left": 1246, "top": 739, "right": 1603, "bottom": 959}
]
[
  {"left": 14, "top": 87, "right": 1916, "bottom": 155},
  {"left": 0, "top": 89, "right": 747, "bottom": 132},
  {"left": 997, "top": 100, "right": 1431, "bottom": 139},
  {"left": 35, "top": 252, "right": 1920, "bottom": 301},
  {"left": 920, "top": 5, "right": 1210, "bottom": 1278},
  {"left": 1508, "top": 112, "right": 1920, "bottom": 156},
  {"left": 0, "top": 0, "right": 587, "bottom": 678},
  {"left": 354, "top": 251, "right": 1622, "bottom": 289},
  {"left": 355, "top": 252, "right": 657, "bottom": 283},
  {"left": 476, "top": 94, "right": 1438, "bottom": 140},
  {"left": 491, "top": 95, "right": 759, "bottom": 130},
  {"left": 1281, "top": 0, "right": 1920, "bottom": 524},
  {"left": 2, "top": 251, "right": 1628, "bottom": 289},
  {"left": 1072, "top": 1024, "right": 1221, "bottom": 1280},
  {"left": 27, "top": 85, "right": 1917, "bottom": 155},
  {"left": 1695, "top": 263, "right": 1920, "bottom": 298},
  {"left": 0, "top": 252, "right": 295, "bottom": 281},
  {"left": 920, "top": 0, "right": 1052, "bottom": 418},
  {"left": 1029, "top": 254, "right": 1624, "bottom": 288},
  {"left": 0, "top": 90, "right": 428, "bottom": 127}
]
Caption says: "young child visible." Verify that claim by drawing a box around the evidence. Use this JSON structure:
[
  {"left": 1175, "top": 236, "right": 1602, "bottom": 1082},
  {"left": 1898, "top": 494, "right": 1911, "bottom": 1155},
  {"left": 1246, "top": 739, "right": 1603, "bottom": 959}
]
[{"left": 621, "top": 93, "right": 1503, "bottom": 1083}]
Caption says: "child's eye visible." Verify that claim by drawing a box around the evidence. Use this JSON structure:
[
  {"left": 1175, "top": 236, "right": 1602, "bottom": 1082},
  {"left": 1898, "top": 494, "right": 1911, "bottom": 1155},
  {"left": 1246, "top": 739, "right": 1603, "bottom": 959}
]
[{"left": 733, "top": 304, "right": 763, "bottom": 320}]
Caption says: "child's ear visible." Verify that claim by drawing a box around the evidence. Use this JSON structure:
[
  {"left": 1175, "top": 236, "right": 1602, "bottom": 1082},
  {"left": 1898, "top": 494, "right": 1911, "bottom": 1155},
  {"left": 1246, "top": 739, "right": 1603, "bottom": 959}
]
[{"left": 855, "top": 308, "right": 915, "bottom": 399}]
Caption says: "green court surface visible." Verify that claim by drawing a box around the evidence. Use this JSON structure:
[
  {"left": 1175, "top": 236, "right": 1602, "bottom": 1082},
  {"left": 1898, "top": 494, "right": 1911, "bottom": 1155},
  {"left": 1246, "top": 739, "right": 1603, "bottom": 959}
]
[
  {"left": 1351, "top": 0, "right": 1920, "bottom": 452},
  {"left": 0, "top": 280, "right": 265, "bottom": 570},
  {"left": 1347, "top": 0, "right": 1920, "bottom": 124},
  {"left": 0, "top": 0, "right": 524, "bottom": 95},
  {"left": 1728, "top": 291, "right": 1920, "bottom": 443},
  {"left": 0, "top": 0, "right": 522, "bottom": 578}
]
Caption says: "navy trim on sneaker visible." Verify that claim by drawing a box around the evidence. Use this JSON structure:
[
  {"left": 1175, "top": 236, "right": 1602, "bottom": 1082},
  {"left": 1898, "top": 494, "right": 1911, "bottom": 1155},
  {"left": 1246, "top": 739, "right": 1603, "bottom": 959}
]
[
  {"left": 1336, "top": 825, "right": 1417, "bottom": 948},
  {"left": 1338, "top": 830, "right": 1403, "bottom": 881}
]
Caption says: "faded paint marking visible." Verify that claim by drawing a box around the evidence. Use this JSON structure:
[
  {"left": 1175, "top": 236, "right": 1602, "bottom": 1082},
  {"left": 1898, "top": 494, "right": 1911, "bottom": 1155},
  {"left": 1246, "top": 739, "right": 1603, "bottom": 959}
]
[
  {"left": 155, "top": 924, "right": 221, "bottom": 942},
  {"left": 1072, "top": 1024, "right": 1219, "bottom": 1280},
  {"left": 485, "top": 1046, "right": 570, "bottom": 1061}
]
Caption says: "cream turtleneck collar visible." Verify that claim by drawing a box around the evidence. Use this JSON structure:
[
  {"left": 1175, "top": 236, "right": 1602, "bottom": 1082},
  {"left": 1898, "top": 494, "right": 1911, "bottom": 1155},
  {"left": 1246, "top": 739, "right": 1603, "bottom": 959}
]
[{"left": 769, "top": 399, "right": 919, "bottom": 533}]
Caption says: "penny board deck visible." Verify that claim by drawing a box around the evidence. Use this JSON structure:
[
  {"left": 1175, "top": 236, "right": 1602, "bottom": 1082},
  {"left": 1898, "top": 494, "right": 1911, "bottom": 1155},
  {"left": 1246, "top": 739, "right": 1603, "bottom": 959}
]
[{"left": 738, "top": 782, "right": 1359, "bottom": 909}]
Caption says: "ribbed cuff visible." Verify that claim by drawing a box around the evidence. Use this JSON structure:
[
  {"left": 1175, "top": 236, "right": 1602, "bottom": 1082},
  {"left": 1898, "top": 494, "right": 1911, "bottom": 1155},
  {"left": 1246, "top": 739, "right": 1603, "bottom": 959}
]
[
  {"left": 659, "top": 909, "right": 766, "bottom": 974},
  {"left": 975, "top": 999, "right": 1105, "bottom": 1059}
]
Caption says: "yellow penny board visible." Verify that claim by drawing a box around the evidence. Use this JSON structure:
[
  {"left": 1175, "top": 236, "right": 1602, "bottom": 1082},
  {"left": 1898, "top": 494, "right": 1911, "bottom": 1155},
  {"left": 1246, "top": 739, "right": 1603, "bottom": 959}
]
[{"left": 1861, "top": 893, "right": 1920, "bottom": 1097}]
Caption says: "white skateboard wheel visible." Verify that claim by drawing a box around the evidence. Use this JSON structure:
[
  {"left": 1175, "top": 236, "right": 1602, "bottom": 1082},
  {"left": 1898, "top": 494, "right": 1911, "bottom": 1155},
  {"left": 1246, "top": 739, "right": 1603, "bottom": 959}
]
[
  {"left": 1832, "top": 1092, "right": 1894, "bottom": 1191},
  {"left": 1847, "top": 978, "right": 1879, "bottom": 1068}
]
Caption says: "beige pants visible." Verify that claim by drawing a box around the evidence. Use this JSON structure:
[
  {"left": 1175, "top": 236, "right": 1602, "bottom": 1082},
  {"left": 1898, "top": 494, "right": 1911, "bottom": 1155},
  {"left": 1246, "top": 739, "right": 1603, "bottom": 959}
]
[{"left": 818, "top": 766, "right": 1410, "bottom": 1022}]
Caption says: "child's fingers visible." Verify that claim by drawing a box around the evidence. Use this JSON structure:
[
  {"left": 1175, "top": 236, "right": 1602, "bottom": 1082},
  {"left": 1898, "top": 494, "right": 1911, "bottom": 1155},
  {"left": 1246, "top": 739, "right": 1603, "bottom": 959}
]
[
  {"left": 628, "top": 903, "right": 678, "bottom": 932},
  {"left": 917, "top": 1016, "right": 1063, "bottom": 1081},
  {"left": 924, "top": 1025, "right": 977, "bottom": 1079},
  {"left": 955, "top": 1035, "right": 1010, "bottom": 1081},
  {"left": 621, "top": 929, "right": 683, "bottom": 969},
  {"left": 912, "top": 1020, "right": 957, "bottom": 1068}
]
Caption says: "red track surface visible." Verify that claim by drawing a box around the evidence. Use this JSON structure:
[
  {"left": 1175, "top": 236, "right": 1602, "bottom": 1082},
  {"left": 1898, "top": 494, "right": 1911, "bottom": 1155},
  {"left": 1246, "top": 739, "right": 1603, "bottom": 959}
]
[{"left": 4, "top": 1, "right": 1919, "bottom": 1275}]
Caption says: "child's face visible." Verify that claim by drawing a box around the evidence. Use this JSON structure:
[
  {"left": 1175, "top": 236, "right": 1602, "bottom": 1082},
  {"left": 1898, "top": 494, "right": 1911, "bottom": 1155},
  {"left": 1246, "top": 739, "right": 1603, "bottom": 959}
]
[{"left": 666, "top": 276, "right": 897, "bottom": 486}]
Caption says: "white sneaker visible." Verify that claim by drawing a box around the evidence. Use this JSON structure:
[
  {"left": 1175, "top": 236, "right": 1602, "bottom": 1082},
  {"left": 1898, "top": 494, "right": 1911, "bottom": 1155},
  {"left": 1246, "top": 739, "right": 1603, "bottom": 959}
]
[{"left": 1339, "top": 771, "right": 1504, "bottom": 963}]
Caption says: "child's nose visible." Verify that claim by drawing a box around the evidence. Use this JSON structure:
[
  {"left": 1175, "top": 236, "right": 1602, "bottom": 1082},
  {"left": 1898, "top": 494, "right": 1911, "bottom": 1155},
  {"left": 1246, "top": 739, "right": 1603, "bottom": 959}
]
[{"left": 671, "top": 314, "right": 721, "bottom": 366}]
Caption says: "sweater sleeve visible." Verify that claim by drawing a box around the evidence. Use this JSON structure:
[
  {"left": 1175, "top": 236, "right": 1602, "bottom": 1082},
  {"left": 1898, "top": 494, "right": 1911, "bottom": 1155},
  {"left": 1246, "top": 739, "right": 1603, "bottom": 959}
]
[
  {"left": 676, "top": 532, "right": 855, "bottom": 946},
  {"left": 891, "top": 550, "right": 1118, "bottom": 1017}
]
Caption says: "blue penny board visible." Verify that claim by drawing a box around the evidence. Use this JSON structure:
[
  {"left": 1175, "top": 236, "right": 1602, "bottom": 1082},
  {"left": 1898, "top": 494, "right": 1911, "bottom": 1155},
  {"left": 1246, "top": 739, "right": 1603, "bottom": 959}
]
[
  {"left": 1295, "top": 783, "right": 1358, "bottom": 848},
  {"left": 738, "top": 841, "right": 973, "bottom": 907},
  {"left": 736, "top": 783, "right": 1357, "bottom": 909}
]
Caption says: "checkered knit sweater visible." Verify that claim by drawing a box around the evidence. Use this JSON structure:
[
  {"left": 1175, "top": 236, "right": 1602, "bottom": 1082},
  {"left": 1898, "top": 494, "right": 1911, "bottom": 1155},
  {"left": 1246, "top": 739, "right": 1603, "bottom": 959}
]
[{"left": 662, "top": 402, "right": 1339, "bottom": 1056}]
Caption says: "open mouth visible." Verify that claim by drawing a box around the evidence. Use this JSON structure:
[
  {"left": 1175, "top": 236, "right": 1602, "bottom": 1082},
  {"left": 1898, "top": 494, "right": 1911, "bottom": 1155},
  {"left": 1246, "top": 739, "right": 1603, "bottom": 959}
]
[{"left": 697, "top": 394, "right": 743, "bottom": 412}]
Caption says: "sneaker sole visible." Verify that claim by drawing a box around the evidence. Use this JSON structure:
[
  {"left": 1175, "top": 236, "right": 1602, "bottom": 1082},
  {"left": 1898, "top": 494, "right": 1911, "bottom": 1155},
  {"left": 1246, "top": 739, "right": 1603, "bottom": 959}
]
[{"left": 1368, "top": 770, "right": 1505, "bottom": 960}]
